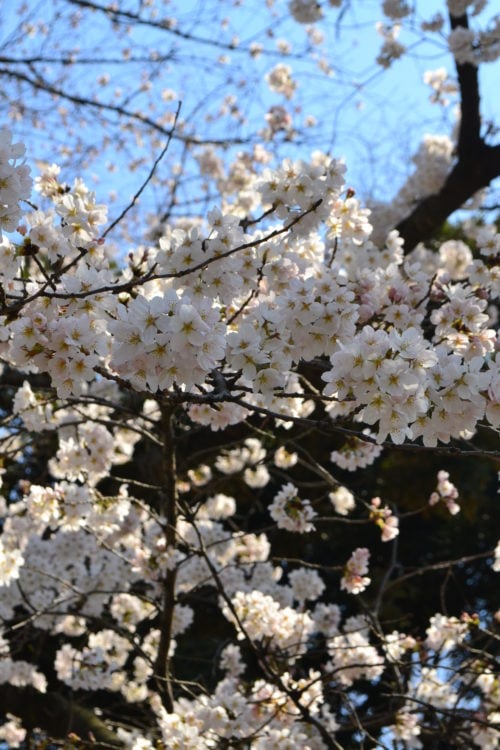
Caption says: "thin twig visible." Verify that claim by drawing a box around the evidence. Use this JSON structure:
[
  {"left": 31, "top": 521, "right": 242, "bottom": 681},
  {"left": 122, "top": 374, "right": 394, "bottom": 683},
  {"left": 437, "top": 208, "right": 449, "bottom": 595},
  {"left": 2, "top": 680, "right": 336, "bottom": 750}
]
[{"left": 102, "top": 101, "right": 181, "bottom": 238}]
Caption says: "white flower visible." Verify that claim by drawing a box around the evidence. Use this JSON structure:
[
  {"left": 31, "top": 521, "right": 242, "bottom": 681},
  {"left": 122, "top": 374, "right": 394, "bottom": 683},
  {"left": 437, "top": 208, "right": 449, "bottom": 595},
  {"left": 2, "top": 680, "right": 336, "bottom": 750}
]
[
  {"left": 376, "top": 23, "right": 406, "bottom": 67},
  {"left": 269, "top": 483, "right": 316, "bottom": 533},
  {"left": 223, "top": 590, "right": 313, "bottom": 657},
  {"left": 429, "top": 470, "right": 460, "bottom": 515},
  {"left": 329, "top": 486, "right": 355, "bottom": 515},
  {"left": 423, "top": 68, "right": 458, "bottom": 107},
  {"left": 341, "top": 548, "right": 371, "bottom": 594},
  {"left": 289, "top": 567, "right": 325, "bottom": 603},
  {"left": 390, "top": 708, "right": 423, "bottom": 748},
  {"left": 492, "top": 540, "right": 500, "bottom": 572},
  {"left": 312, "top": 603, "right": 341, "bottom": 636},
  {"left": 0, "top": 541, "right": 24, "bottom": 587},
  {"left": 370, "top": 497, "right": 399, "bottom": 542},
  {"left": 219, "top": 644, "right": 245, "bottom": 677},
  {"left": 448, "top": 26, "right": 476, "bottom": 65},
  {"left": 0, "top": 127, "right": 32, "bottom": 238},
  {"left": 244, "top": 464, "right": 270, "bottom": 488},
  {"left": 265, "top": 64, "right": 297, "bottom": 99},
  {"left": 274, "top": 446, "right": 298, "bottom": 468},
  {"left": 425, "top": 614, "right": 468, "bottom": 651},
  {"left": 0, "top": 714, "right": 27, "bottom": 747}
]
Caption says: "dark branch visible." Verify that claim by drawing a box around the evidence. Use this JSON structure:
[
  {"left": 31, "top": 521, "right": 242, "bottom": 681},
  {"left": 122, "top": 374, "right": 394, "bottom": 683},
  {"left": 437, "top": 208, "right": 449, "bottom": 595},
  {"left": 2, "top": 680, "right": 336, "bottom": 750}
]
[
  {"left": 396, "top": 144, "right": 500, "bottom": 250},
  {"left": 395, "top": 12, "right": 499, "bottom": 251},
  {"left": 63, "top": 0, "right": 309, "bottom": 61},
  {"left": 0, "top": 67, "right": 246, "bottom": 148},
  {"left": 450, "top": 12, "right": 482, "bottom": 156},
  {"left": 0, "top": 685, "right": 124, "bottom": 748}
]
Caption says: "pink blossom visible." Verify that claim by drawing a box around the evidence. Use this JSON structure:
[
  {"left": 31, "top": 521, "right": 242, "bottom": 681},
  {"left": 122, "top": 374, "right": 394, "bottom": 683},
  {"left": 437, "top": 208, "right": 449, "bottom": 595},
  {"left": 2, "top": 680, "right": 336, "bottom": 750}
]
[{"left": 341, "top": 548, "right": 371, "bottom": 594}]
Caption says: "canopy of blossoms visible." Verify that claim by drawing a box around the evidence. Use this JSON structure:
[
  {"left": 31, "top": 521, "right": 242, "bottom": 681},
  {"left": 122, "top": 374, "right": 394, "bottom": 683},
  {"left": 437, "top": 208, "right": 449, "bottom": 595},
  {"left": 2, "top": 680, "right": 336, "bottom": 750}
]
[
  {"left": 0, "top": 0, "right": 500, "bottom": 746},
  {"left": 0, "top": 116, "right": 499, "bottom": 748}
]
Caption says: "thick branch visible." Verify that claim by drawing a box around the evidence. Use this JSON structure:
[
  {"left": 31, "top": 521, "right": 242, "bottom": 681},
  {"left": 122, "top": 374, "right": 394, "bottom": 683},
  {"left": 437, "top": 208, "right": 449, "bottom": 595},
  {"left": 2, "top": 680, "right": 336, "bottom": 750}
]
[
  {"left": 0, "top": 685, "right": 124, "bottom": 748},
  {"left": 396, "top": 144, "right": 500, "bottom": 250},
  {"left": 450, "top": 12, "right": 482, "bottom": 156},
  {"left": 395, "top": 11, "right": 499, "bottom": 251}
]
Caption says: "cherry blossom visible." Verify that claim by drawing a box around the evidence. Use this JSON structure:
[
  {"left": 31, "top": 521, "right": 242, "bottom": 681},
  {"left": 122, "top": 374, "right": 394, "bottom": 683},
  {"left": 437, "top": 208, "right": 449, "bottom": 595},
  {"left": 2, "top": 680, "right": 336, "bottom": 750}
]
[
  {"left": 269, "top": 482, "right": 317, "bottom": 532},
  {"left": 0, "top": 1, "right": 499, "bottom": 733},
  {"left": 341, "top": 547, "right": 371, "bottom": 594}
]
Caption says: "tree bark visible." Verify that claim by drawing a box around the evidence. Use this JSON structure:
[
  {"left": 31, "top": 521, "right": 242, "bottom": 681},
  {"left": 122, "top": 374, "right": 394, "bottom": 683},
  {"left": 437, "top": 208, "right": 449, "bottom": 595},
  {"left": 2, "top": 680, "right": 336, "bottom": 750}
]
[{"left": 396, "top": 11, "right": 500, "bottom": 251}]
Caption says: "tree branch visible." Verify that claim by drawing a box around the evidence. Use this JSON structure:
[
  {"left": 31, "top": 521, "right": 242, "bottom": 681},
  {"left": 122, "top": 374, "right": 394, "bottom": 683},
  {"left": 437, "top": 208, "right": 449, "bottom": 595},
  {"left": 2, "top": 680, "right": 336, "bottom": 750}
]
[
  {"left": 395, "top": 11, "right": 499, "bottom": 250},
  {"left": 450, "top": 12, "right": 482, "bottom": 156},
  {"left": 63, "top": 0, "right": 308, "bottom": 61},
  {"left": 0, "top": 67, "right": 246, "bottom": 148},
  {"left": 102, "top": 101, "right": 181, "bottom": 238},
  {"left": 395, "top": 144, "right": 500, "bottom": 250},
  {"left": 0, "top": 685, "right": 124, "bottom": 748}
]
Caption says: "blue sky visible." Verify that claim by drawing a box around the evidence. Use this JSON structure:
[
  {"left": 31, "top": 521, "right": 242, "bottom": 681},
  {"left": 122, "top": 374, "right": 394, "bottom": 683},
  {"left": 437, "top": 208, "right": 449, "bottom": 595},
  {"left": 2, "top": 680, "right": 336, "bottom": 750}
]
[{"left": 0, "top": 0, "right": 498, "bottom": 234}]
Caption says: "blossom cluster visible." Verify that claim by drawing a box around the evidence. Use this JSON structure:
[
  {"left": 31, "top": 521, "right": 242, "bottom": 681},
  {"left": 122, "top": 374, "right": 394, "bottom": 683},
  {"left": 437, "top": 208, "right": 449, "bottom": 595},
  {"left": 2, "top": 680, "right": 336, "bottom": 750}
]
[
  {"left": 0, "top": 108, "right": 499, "bottom": 750},
  {"left": 376, "top": 22, "right": 407, "bottom": 67},
  {"left": 429, "top": 470, "right": 461, "bottom": 515},
  {"left": 340, "top": 547, "right": 371, "bottom": 594},
  {"left": 269, "top": 482, "right": 316, "bottom": 532},
  {"left": 369, "top": 496, "right": 399, "bottom": 541},
  {"left": 447, "top": 10, "right": 500, "bottom": 65},
  {"left": 3, "top": 126, "right": 495, "bottom": 456},
  {"left": 265, "top": 64, "right": 297, "bottom": 100},
  {"left": 423, "top": 67, "right": 458, "bottom": 106},
  {"left": 0, "top": 127, "right": 32, "bottom": 238}
]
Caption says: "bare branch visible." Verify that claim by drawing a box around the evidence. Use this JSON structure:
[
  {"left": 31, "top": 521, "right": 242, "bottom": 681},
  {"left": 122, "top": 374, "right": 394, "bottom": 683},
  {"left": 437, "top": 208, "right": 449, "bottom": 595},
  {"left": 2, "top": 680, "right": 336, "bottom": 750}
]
[{"left": 102, "top": 101, "right": 182, "bottom": 238}]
